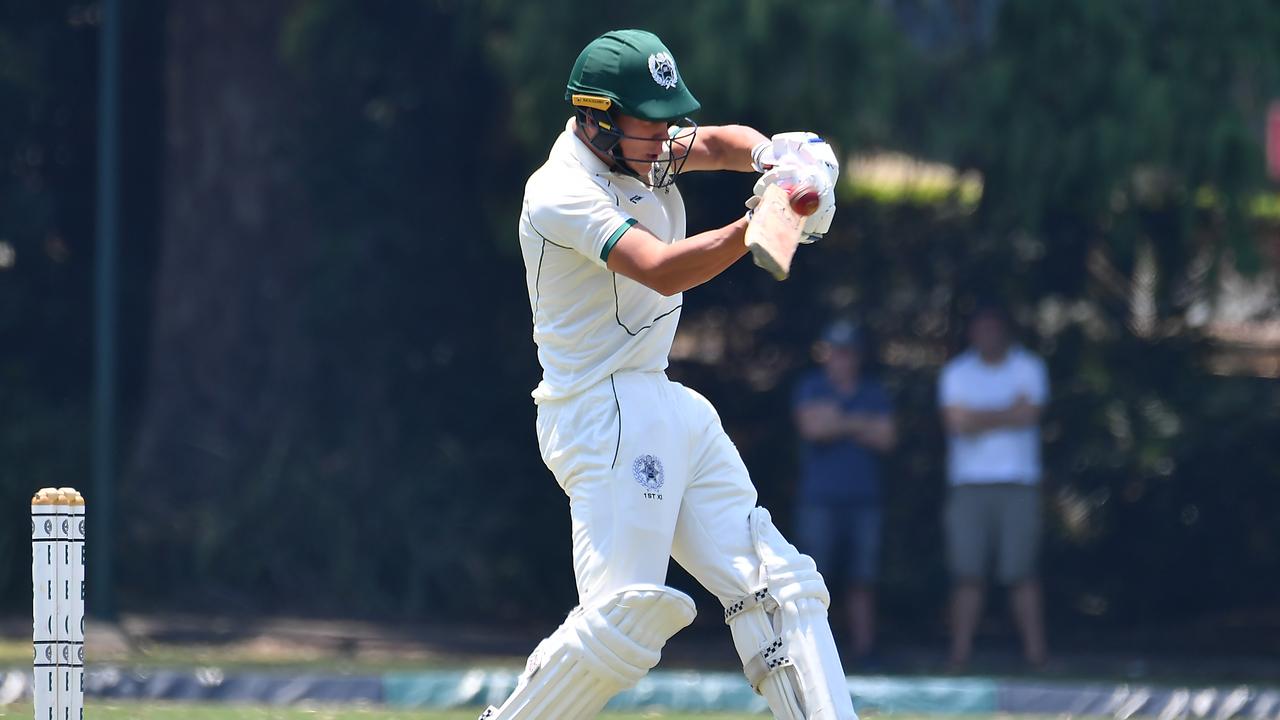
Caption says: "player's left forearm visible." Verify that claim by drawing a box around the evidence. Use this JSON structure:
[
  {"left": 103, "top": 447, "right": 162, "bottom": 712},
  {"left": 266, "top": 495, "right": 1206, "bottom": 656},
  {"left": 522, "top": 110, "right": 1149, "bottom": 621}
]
[
  {"left": 607, "top": 216, "right": 750, "bottom": 296},
  {"left": 658, "top": 216, "right": 751, "bottom": 293}
]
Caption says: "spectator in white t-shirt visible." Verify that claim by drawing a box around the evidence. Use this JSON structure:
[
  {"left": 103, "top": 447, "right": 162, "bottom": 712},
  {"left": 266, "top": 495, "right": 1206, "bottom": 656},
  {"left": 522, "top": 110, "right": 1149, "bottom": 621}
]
[{"left": 938, "top": 305, "right": 1049, "bottom": 670}]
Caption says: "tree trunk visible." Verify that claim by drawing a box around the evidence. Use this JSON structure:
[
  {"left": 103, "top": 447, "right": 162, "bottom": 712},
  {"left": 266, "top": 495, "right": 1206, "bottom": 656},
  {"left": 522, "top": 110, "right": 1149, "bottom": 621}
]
[{"left": 127, "top": 0, "right": 312, "bottom": 595}]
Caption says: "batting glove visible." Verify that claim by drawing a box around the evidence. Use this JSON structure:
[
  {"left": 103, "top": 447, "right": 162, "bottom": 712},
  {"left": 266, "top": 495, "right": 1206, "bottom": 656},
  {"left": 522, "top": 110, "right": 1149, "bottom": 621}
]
[
  {"left": 751, "top": 132, "right": 840, "bottom": 186},
  {"left": 748, "top": 164, "right": 837, "bottom": 243}
]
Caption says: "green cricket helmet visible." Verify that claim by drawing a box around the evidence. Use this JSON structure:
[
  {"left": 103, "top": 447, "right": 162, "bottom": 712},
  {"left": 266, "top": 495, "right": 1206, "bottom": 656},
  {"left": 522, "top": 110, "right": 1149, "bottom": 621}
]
[{"left": 565, "top": 29, "right": 700, "bottom": 186}]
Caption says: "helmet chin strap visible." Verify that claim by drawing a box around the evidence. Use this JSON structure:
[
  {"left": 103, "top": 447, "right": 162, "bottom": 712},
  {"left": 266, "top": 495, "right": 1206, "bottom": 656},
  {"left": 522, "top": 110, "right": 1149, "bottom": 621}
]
[
  {"left": 574, "top": 108, "right": 648, "bottom": 183},
  {"left": 573, "top": 108, "right": 694, "bottom": 189},
  {"left": 610, "top": 147, "right": 649, "bottom": 183}
]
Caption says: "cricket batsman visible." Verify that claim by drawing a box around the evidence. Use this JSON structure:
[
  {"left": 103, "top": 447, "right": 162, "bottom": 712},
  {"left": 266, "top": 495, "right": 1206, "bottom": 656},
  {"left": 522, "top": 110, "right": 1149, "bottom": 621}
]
[{"left": 482, "top": 29, "right": 852, "bottom": 719}]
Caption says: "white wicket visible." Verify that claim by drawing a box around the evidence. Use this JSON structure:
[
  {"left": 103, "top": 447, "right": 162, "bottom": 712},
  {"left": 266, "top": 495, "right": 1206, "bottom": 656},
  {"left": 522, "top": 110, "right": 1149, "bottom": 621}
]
[{"left": 32, "top": 488, "right": 84, "bottom": 720}]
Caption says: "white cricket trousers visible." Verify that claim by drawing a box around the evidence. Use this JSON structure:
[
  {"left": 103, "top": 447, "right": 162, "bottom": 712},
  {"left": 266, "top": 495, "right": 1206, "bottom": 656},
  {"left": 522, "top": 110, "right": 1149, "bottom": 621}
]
[{"left": 536, "top": 370, "right": 772, "bottom": 607}]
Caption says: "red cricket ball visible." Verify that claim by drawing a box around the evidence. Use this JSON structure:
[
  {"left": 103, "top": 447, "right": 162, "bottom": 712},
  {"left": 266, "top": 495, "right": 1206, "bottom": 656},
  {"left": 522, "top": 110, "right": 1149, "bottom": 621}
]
[{"left": 789, "top": 184, "right": 821, "bottom": 217}]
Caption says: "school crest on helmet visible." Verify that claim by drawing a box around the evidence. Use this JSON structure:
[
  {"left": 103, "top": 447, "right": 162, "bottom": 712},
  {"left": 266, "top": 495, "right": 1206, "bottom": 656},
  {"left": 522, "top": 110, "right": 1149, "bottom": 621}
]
[{"left": 648, "top": 52, "right": 679, "bottom": 89}]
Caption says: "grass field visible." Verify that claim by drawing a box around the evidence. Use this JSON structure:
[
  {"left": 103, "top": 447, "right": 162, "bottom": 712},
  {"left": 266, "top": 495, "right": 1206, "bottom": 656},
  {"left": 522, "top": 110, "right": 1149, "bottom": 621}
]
[
  {"left": 0, "top": 636, "right": 525, "bottom": 674},
  {"left": 0, "top": 705, "right": 771, "bottom": 720},
  {"left": 0, "top": 706, "right": 1125, "bottom": 720},
  {"left": 0, "top": 707, "right": 1119, "bottom": 720}
]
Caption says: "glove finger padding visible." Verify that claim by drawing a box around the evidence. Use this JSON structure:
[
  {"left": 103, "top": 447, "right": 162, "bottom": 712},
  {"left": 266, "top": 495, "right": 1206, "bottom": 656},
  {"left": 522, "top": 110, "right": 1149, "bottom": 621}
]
[
  {"left": 753, "top": 132, "right": 825, "bottom": 171},
  {"left": 802, "top": 209, "right": 833, "bottom": 240},
  {"left": 753, "top": 133, "right": 840, "bottom": 181},
  {"left": 743, "top": 193, "right": 762, "bottom": 223},
  {"left": 754, "top": 164, "right": 835, "bottom": 200},
  {"left": 802, "top": 197, "right": 834, "bottom": 241},
  {"left": 751, "top": 166, "right": 836, "bottom": 243},
  {"left": 745, "top": 166, "right": 800, "bottom": 219}
]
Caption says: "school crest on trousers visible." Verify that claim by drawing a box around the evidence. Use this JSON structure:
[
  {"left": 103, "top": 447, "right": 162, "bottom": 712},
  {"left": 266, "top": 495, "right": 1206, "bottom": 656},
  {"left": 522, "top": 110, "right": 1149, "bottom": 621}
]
[{"left": 632, "top": 454, "right": 665, "bottom": 493}]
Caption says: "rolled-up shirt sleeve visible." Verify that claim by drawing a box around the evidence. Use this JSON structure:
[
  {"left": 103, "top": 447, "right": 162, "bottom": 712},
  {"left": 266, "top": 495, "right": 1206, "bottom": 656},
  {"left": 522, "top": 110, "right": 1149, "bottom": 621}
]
[{"left": 527, "top": 187, "right": 637, "bottom": 268}]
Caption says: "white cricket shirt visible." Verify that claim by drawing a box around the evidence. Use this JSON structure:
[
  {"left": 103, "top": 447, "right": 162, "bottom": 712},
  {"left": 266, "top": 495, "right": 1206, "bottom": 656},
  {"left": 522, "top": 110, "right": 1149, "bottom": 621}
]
[
  {"left": 938, "top": 346, "right": 1049, "bottom": 485},
  {"left": 519, "top": 119, "right": 686, "bottom": 402}
]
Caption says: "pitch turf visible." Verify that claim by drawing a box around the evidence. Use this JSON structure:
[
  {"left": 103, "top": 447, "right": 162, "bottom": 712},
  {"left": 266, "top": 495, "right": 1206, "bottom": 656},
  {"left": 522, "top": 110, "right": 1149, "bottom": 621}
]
[
  {"left": 0, "top": 707, "right": 1115, "bottom": 720},
  {"left": 0, "top": 706, "right": 764, "bottom": 719}
]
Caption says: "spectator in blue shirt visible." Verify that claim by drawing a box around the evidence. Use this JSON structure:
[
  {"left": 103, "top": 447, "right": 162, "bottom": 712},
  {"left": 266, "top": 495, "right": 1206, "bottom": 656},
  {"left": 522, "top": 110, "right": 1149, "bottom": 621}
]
[{"left": 793, "top": 320, "right": 897, "bottom": 665}]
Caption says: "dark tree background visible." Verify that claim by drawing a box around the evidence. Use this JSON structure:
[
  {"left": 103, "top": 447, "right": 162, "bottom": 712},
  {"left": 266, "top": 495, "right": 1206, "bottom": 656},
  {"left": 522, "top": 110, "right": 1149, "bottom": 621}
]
[
  {"left": 2, "top": 0, "right": 1278, "bottom": 652},
  {"left": 127, "top": 0, "right": 318, "bottom": 606}
]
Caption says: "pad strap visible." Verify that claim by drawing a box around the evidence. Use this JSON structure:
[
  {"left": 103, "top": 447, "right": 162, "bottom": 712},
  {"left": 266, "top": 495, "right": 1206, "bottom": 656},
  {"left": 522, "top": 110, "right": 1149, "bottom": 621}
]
[
  {"left": 724, "top": 508, "right": 859, "bottom": 719},
  {"left": 726, "top": 587, "right": 794, "bottom": 690},
  {"left": 743, "top": 635, "right": 797, "bottom": 688},
  {"left": 724, "top": 586, "right": 775, "bottom": 623}
]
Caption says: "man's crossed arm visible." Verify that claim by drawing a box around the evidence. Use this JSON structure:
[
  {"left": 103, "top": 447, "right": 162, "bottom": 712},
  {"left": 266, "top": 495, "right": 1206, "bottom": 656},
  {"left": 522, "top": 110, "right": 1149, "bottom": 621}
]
[
  {"left": 942, "top": 395, "right": 1042, "bottom": 436},
  {"left": 796, "top": 402, "right": 897, "bottom": 452}
]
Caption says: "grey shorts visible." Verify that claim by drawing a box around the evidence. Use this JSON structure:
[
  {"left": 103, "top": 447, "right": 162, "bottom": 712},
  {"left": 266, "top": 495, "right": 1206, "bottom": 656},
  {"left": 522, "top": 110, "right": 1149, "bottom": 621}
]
[{"left": 944, "top": 483, "right": 1041, "bottom": 584}]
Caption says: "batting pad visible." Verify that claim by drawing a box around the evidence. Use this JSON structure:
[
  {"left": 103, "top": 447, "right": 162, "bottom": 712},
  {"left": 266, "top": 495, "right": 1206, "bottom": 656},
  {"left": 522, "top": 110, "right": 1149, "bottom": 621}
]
[
  {"left": 479, "top": 584, "right": 696, "bottom": 720},
  {"left": 724, "top": 508, "right": 859, "bottom": 720}
]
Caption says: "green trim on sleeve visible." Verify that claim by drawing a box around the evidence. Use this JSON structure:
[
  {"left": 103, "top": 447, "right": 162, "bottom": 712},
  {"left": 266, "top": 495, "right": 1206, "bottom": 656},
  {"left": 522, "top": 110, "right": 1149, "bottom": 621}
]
[{"left": 600, "top": 217, "right": 638, "bottom": 262}]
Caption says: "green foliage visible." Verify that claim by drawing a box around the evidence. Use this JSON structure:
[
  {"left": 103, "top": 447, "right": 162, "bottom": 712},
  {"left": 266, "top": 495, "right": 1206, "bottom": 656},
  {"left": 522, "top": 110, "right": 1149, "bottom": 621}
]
[
  {"left": 950, "top": 0, "right": 1280, "bottom": 286},
  {"left": 476, "top": 0, "right": 905, "bottom": 170},
  {"left": 1, "top": 0, "right": 1277, "bottom": 643}
]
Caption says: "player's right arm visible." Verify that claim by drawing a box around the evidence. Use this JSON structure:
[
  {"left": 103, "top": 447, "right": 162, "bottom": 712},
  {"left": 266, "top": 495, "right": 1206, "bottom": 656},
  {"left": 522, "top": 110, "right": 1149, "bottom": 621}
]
[
  {"left": 527, "top": 173, "right": 770, "bottom": 297},
  {"left": 605, "top": 220, "right": 749, "bottom": 296}
]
